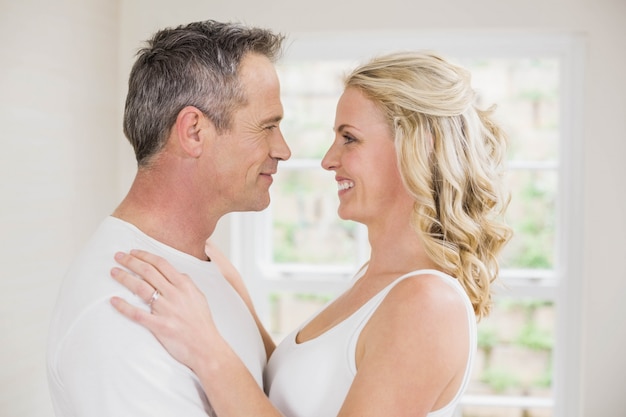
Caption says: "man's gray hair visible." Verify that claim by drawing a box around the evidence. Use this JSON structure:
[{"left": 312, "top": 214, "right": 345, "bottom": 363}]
[{"left": 123, "top": 20, "right": 285, "bottom": 166}]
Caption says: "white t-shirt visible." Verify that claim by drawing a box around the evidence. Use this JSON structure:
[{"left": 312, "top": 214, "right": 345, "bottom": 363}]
[
  {"left": 47, "top": 216, "right": 266, "bottom": 417},
  {"left": 265, "top": 269, "right": 476, "bottom": 417}
]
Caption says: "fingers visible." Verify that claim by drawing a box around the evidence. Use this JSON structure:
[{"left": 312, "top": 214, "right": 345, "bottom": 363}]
[
  {"left": 112, "top": 250, "right": 198, "bottom": 317},
  {"left": 130, "top": 250, "right": 186, "bottom": 286},
  {"left": 118, "top": 250, "right": 190, "bottom": 288},
  {"left": 111, "top": 266, "right": 159, "bottom": 306},
  {"left": 113, "top": 251, "right": 173, "bottom": 298},
  {"left": 110, "top": 296, "right": 158, "bottom": 329}
]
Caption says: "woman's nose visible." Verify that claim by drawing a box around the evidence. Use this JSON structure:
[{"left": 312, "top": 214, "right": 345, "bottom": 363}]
[{"left": 321, "top": 142, "right": 339, "bottom": 171}]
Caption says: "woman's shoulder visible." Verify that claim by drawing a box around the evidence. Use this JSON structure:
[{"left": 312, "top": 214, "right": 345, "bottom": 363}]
[
  {"left": 373, "top": 271, "right": 470, "bottom": 334},
  {"left": 391, "top": 270, "right": 465, "bottom": 305}
]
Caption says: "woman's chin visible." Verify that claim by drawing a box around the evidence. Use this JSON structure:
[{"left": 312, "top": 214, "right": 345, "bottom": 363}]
[{"left": 337, "top": 207, "right": 356, "bottom": 222}]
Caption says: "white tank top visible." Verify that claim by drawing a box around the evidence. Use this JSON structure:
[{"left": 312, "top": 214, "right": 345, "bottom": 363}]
[{"left": 265, "top": 269, "right": 476, "bottom": 417}]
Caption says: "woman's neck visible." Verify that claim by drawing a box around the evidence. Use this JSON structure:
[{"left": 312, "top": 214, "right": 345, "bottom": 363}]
[{"left": 365, "top": 219, "right": 439, "bottom": 278}]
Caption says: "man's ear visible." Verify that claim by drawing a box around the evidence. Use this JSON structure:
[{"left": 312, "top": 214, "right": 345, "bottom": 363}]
[{"left": 174, "top": 106, "right": 215, "bottom": 158}]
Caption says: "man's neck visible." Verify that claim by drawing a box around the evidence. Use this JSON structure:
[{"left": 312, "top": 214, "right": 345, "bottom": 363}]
[
  {"left": 112, "top": 178, "right": 219, "bottom": 261},
  {"left": 112, "top": 208, "right": 215, "bottom": 261}
]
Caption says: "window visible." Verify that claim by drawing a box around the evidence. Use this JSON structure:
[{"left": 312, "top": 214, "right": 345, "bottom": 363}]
[{"left": 229, "top": 32, "right": 584, "bottom": 417}]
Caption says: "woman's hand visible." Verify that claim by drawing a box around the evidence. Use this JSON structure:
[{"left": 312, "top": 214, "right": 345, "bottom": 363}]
[
  {"left": 110, "top": 250, "right": 217, "bottom": 373},
  {"left": 111, "top": 250, "right": 284, "bottom": 417}
]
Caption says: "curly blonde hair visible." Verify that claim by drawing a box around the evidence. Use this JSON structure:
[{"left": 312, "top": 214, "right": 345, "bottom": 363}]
[{"left": 345, "top": 51, "right": 513, "bottom": 319}]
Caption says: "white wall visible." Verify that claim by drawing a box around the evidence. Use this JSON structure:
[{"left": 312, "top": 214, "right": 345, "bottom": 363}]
[
  {"left": 1, "top": 0, "right": 624, "bottom": 416},
  {"left": 0, "top": 0, "right": 120, "bottom": 416}
]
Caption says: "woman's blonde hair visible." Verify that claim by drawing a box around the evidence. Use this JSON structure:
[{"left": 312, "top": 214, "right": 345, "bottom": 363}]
[{"left": 345, "top": 51, "right": 513, "bottom": 319}]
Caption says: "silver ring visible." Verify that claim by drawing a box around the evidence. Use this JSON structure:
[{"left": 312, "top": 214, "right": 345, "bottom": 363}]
[{"left": 148, "top": 289, "right": 160, "bottom": 306}]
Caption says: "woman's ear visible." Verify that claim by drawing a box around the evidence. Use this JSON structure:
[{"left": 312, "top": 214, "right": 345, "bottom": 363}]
[{"left": 174, "top": 106, "right": 215, "bottom": 158}]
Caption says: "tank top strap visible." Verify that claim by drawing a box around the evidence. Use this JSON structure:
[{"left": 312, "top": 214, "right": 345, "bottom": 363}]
[{"left": 365, "top": 268, "right": 458, "bottom": 310}]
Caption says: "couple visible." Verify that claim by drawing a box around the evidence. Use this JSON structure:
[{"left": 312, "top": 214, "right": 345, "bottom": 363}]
[{"left": 47, "top": 19, "right": 512, "bottom": 417}]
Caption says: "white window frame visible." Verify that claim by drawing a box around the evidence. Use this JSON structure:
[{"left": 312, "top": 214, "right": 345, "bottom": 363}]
[{"left": 228, "top": 31, "right": 585, "bottom": 417}]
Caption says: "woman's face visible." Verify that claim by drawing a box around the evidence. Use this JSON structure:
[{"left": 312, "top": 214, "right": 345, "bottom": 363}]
[{"left": 321, "top": 87, "right": 413, "bottom": 226}]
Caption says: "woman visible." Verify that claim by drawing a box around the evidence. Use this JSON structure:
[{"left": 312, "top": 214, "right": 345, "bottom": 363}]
[{"left": 111, "top": 51, "right": 512, "bottom": 417}]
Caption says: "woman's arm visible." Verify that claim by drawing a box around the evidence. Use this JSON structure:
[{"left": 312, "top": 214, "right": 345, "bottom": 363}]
[
  {"left": 204, "top": 240, "right": 276, "bottom": 357},
  {"left": 110, "top": 250, "right": 284, "bottom": 417}
]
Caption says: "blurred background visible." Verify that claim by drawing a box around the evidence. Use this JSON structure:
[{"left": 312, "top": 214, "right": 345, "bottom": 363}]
[{"left": 0, "top": 0, "right": 624, "bottom": 416}]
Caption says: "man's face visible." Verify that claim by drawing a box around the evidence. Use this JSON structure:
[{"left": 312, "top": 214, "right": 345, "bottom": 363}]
[{"left": 210, "top": 53, "right": 291, "bottom": 213}]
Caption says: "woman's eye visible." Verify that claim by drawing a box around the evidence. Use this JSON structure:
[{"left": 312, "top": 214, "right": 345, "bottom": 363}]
[{"left": 343, "top": 134, "right": 356, "bottom": 144}]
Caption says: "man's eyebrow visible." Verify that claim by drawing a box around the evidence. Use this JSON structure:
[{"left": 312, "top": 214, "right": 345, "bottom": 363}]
[{"left": 262, "top": 115, "right": 283, "bottom": 125}]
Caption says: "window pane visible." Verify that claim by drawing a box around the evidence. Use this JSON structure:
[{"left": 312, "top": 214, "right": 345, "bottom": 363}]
[
  {"left": 270, "top": 168, "right": 358, "bottom": 265},
  {"left": 277, "top": 61, "right": 352, "bottom": 159},
  {"left": 268, "top": 292, "right": 332, "bottom": 340},
  {"left": 273, "top": 57, "right": 560, "bottom": 270},
  {"left": 463, "top": 297, "right": 555, "bottom": 416},
  {"left": 501, "top": 169, "right": 558, "bottom": 269},
  {"left": 463, "top": 58, "right": 560, "bottom": 163}
]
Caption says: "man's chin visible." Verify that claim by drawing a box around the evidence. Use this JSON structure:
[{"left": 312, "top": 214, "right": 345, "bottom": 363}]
[{"left": 234, "top": 197, "right": 271, "bottom": 213}]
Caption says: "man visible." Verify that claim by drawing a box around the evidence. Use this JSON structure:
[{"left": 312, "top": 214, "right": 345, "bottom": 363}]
[{"left": 47, "top": 20, "right": 290, "bottom": 416}]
